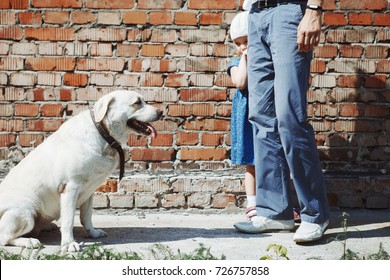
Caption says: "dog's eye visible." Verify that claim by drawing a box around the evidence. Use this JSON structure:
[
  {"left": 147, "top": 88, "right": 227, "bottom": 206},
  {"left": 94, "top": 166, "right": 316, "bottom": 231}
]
[{"left": 133, "top": 97, "right": 142, "bottom": 106}]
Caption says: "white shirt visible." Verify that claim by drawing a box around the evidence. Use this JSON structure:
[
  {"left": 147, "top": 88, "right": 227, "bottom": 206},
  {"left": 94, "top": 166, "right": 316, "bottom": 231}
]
[{"left": 243, "top": 0, "right": 256, "bottom": 10}]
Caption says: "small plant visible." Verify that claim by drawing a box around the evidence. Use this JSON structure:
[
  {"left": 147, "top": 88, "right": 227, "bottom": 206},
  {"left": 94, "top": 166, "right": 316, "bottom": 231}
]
[
  {"left": 149, "top": 243, "right": 226, "bottom": 260},
  {"left": 0, "top": 243, "right": 225, "bottom": 260},
  {"left": 260, "top": 244, "right": 289, "bottom": 260}
]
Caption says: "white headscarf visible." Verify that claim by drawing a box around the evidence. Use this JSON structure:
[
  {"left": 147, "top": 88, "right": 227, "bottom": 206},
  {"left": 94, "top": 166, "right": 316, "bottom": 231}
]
[
  {"left": 230, "top": 11, "right": 249, "bottom": 40},
  {"left": 243, "top": 0, "right": 256, "bottom": 11}
]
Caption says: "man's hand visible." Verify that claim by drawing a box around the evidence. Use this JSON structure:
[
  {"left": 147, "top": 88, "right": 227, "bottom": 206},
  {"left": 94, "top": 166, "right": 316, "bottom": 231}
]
[{"left": 297, "top": 9, "right": 322, "bottom": 52}]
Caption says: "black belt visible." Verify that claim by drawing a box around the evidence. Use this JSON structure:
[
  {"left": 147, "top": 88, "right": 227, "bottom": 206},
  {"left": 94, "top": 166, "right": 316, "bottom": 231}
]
[
  {"left": 90, "top": 108, "right": 125, "bottom": 181},
  {"left": 253, "top": 0, "right": 306, "bottom": 9}
]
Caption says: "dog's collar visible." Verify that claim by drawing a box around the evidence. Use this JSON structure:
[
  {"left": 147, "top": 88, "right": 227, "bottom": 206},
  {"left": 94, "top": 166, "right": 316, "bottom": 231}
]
[{"left": 90, "top": 108, "right": 125, "bottom": 181}]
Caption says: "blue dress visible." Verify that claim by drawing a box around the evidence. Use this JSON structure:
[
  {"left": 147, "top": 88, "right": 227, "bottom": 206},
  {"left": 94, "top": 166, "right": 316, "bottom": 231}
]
[{"left": 227, "top": 56, "right": 254, "bottom": 166}]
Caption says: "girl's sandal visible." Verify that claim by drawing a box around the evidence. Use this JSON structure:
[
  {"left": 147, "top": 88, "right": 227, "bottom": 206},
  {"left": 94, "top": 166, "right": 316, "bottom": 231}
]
[{"left": 245, "top": 206, "right": 257, "bottom": 221}]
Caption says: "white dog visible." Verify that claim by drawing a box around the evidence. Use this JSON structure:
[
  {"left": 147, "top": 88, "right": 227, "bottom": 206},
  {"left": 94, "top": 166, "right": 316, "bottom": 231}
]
[{"left": 0, "top": 90, "right": 162, "bottom": 252}]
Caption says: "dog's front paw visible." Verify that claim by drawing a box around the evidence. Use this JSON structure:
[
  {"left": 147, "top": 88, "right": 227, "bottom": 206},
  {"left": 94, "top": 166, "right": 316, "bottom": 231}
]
[
  {"left": 87, "top": 228, "right": 107, "bottom": 239},
  {"left": 61, "top": 241, "right": 81, "bottom": 252}
]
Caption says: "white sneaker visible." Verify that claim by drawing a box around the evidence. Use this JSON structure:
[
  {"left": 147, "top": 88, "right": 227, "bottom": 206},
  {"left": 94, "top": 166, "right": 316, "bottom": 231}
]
[
  {"left": 234, "top": 216, "right": 294, "bottom": 233},
  {"left": 293, "top": 220, "right": 329, "bottom": 243}
]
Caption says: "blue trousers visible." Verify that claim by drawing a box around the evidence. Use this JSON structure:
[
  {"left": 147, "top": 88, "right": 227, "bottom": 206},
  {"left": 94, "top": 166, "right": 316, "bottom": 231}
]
[{"left": 247, "top": 3, "right": 329, "bottom": 224}]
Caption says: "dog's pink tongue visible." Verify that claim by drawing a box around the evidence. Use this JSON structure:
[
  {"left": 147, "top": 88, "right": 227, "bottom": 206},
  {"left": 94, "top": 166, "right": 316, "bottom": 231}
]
[{"left": 147, "top": 124, "right": 157, "bottom": 139}]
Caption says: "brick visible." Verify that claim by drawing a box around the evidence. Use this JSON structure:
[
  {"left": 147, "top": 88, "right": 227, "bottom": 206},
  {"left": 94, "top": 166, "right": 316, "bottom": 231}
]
[
  {"left": 44, "top": 11, "right": 69, "bottom": 24},
  {"left": 180, "top": 147, "right": 227, "bottom": 161},
  {"left": 135, "top": 193, "right": 158, "bottom": 208},
  {"left": 377, "top": 30, "right": 390, "bottom": 42},
  {"left": 337, "top": 75, "right": 361, "bottom": 88},
  {"left": 0, "top": 27, "right": 23, "bottom": 40},
  {"left": 365, "top": 45, "right": 389, "bottom": 59},
  {"left": 131, "top": 148, "right": 175, "bottom": 161},
  {"left": 311, "top": 74, "right": 336, "bottom": 88},
  {"left": 92, "top": 193, "right": 108, "bottom": 208},
  {"left": 190, "top": 44, "right": 213, "bottom": 56},
  {"left": 97, "top": 179, "right": 118, "bottom": 193},
  {"left": 166, "top": 74, "right": 188, "bottom": 87},
  {"left": 183, "top": 119, "right": 230, "bottom": 131},
  {"left": 117, "top": 44, "right": 139, "bottom": 57},
  {"left": 165, "top": 44, "right": 188, "bottom": 56},
  {"left": 37, "top": 72, "right": 62, "bottom": 86},
  {"left": 0, "top": 134, "right": 16, "bottom": 147},
  {"left": 0, "top": 73, "right": 7, "bottom": 85},
  {"left": 348, "top": 12, "right": 372, "bottom": 25},
  {"left": 0, "top": 11, "right": 16, "bottom": 25},
  {"left": 41, "top": 104, "right": 64, "bottom": 117},
  {"left": 138, "top": 0, "right": 182, "bottom": 10},
  {"left": 0, "top": 57, "right": 24, "bottom": 70},
  {"left": 150, "top": 12, "right": 173, "bottom": 25},
  {"left": 188, "top": 193, "right": 211, "bottom": 208},
  {"left": 192, "top": 103, "right": 215, "bottom": 116},
  {"left": 150, "top": 133, "right": 173, "bottom": 146},
  {"left": 114, "top": 74, "right": 139, "bottom": 87},
  {"left": 71, "top": 11, "right": 96, "bottom": 24},
  {"left": 161, "top": 194, "right": 186, "bottom": 208},
  {"left": 175, "top": 12, "right": 198, "bottom": 25},
  {"left": 180, "top": 89, "right": 227, "bottom": 102},
  {"left": 19, "top": 133, "right": 44, "bottom": 147},
  {"left": 340, "top": 45, "right": 364, "bottom": 58},
  {"left": 324, "top": 13, "right": 348, "bottom": 26},
  {"left": 140, "top": 73, "right": 164, "bottom": 87},
  {"left": 11, "top": 43, "right": 37, "bottom": 55},
  {"left": 26, "top": 58, "right": 75, "bottom": 71},
  {"left": 32, "top": 0, "right": 82, "bottom": 8},
  {"left": 0, "top": 43, "right": 10, "bottom": 55},
  {"left": 185, "top": 58, "right": 227, "bottom": 71},
  {"left": 123, "top": 11, "right": 147, "bottom": 24},
  {"left": 64, "top": 73, "right": 88, "bottom": 86},
  {"left": 314, "top": 45, "right": 338, "bottom": 58},
  {"left": 364, "top": 75, "right": 387, "bottom": 88},
  {"left": 77, "top": 58, "right": 125, "bottom": 71},
  {"left": 18, "top": 12, "right": 42, "bottom": 25},
  {"left": 97, "top": 12, "right": 121, "bottom": 25},
  {"left": 180, "top": 29, "right": 226, "bottom": 43},
  {"left": 211, "top": 194, "right": 235, "bottom": 208},
  {"left": 310, "top": 60, "right": 326, "bottom": 73},
  {"left": 77, "top": 28, "right": 126, "bottom": 41},
  {"left": 339, "top": 0, "right": 388, "bottom": 10},
  {"left": 121, "top": 177, "right": 169, "bottom": 193},
  {"left": 377, "top": 60, "right": 390, "bottom": 73},
  {"left": 15, "top": 103, "right": 39, "bottom": 117},
  {"left": 1, "top": 0, "right": 29, "bottom": 9},
  {"left": 109, "top": 194, "right": 134, "bottom": 208},
  {"left": 200, "top": 12, "right": 222, "bottom": 25},
  {"left": 25, "top": 28, "right": 75, "bottom": 41},
  {"left": 10, "top": 73, "right": 35, "bottom": 86},
  {"left": 189, "top": 0, "right": 236, "bottom": 10},
  {"left": 90, "top": 43, "right": 113, "bottom": 56},
  {"left": 86, "top": 0, "right": 135, "bottom": 9},
  {"left": 27, "top": 119, "right": 64, "bottom": 132},
  {"left": 90, "top": 73, "right": 114, "bottom": 86},
  {"left": 201, "top": 133, "right": 224, "bottom": 146},
  {"left": 141, "top": 44, "right": 165, "bottom": 57},
  {"left": 176, "top": 132, "right": 199, "bottom": 146},
  {"left": 0, "top": 104, "right": 13, "bottom": 117},
  {"left": 168, "top": 104, "right": 191, "bottom": 116},
  {"left": 0, "top": 119, "right": 24, "bottom": 132}
]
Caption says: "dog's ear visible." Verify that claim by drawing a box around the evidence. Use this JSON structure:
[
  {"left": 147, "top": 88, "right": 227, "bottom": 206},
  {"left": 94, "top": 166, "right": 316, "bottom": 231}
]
[{"left": 93, "top": 94, "right": 115, "bottom": 122}]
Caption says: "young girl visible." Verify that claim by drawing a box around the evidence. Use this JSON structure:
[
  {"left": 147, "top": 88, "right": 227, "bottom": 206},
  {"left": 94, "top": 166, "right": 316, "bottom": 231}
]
[
  {"left": 227, "top": 11, "right": 257, "bottom": 221},
  {"left": 227, "top": 12, "right": 301, "bottom": 223}
]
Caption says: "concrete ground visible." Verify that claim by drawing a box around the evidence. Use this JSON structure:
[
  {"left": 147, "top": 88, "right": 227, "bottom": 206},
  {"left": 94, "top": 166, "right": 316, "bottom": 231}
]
[{"left": 1, "top": 209, "right": 389, "bottom": 260}]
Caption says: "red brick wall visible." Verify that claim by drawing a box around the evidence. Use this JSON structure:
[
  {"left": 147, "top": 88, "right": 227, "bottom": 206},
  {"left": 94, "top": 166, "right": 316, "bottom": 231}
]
[{"left": 0, "top": 0, "right": 389, "bottom": 210}]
